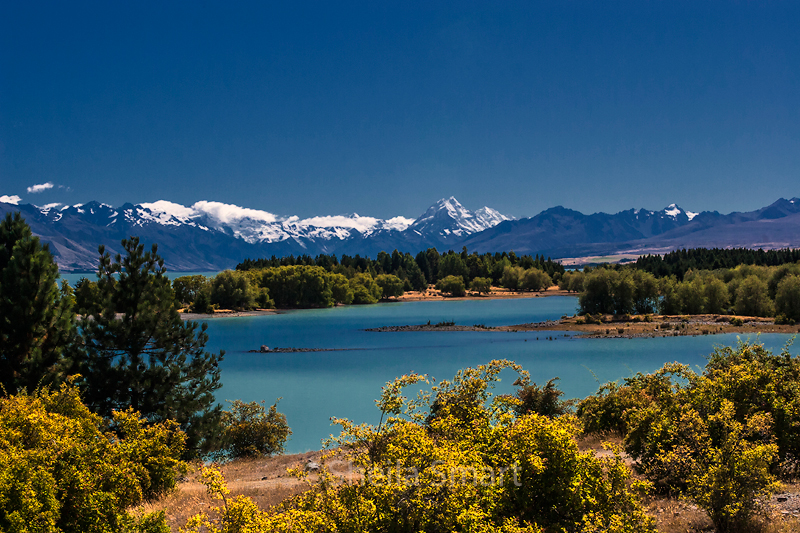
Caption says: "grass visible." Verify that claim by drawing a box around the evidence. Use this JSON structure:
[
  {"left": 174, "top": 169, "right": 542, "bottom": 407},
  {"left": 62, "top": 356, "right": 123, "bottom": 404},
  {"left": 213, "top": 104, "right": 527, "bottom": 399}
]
[{"left": 143, "top": 444, "right": 800, "bottom": 532}]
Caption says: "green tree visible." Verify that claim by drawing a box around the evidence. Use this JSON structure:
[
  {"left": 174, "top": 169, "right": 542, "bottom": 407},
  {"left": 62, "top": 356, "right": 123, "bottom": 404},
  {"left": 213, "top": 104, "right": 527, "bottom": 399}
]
[
  {"left": 349, "top": 272, "right": 382, "bottom": 304},
  {"left": 469, "top": 276, "right": 492, "bottom": 295},
  {"left": 172, "top": 275, "right": 210, "bottom": 307},
  {"left": 704, "top": 277, "right": 729, "bottom": 314},
  {"left": 220, "top": 399, "right": 291, "bottom": 458},
  {"left": 678, "top": 276, "right": 706, "bottom": 315},
  {"left": 209, "top": 270, "right": 259, "bottom": 311},
  {"left": 78, "top": 237, "right": 224, "bottom": 456},
  {"left": 500, "top": 265, "right": 523, "bottom": 290},
  {"left": 579, "top": 269, "right": 615, "bottom": 314},
  {"left": 73, "top": 277, "right": 101, "bottom": 315},
  {"left": 519, "top": 268, "right": 552, "bottom": 292},
  {"left": 438, "top": 252, "right": 469, "bottom": 284},
  {"left": 775, "top": 275, "right": 800, "bottom": 322},
  {"left": 0, "top": 213, "right": 77, "bottom": 394},
  {"left": 735, "top": 275, "right": 773, "bottom": 317},
  {"left": 659, "top": 277, "right": 683, "bottom": 315},
  {"left": 435, "top": 274, "right": 466, "bottom": 297},
  {"left": 330, "top": 272, "right": 354, "bottom": 304},
  {"left": 375, "top": 273, "right": 404, "bottom": 299}
]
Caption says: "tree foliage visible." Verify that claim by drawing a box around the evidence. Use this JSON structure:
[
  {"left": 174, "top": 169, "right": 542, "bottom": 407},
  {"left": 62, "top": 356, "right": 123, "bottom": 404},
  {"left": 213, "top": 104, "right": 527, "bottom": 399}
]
[
  {"left": 0, "top": 212, "right": 77, "bottom": 394},
  {"left": 436, "top": 274, "right": 466, "bottom": 297},
  {"left": 219, "top": 399, "right": 291, "bottom": 458},
  {"left": 77, "top": 237, "right": 224, "bottom": 456}
]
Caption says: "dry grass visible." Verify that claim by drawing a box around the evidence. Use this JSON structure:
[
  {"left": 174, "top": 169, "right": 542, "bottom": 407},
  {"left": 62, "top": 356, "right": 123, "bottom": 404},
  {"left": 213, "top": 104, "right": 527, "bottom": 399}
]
[
  {"left": 142, "top": 451, "right": 334, "bottom": 530},
  {"left": 142, "top": 446, "right": 800, "bottom": 532}
]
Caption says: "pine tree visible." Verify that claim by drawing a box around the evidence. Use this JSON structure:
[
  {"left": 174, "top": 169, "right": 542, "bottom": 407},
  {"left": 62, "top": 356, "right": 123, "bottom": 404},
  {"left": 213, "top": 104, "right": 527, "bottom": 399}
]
[
  {"left": 0, "top": 212, "right": 76, "bottom": 393},
  {"left": 78, "top": 237, "right": 224, "bottom": 456}
]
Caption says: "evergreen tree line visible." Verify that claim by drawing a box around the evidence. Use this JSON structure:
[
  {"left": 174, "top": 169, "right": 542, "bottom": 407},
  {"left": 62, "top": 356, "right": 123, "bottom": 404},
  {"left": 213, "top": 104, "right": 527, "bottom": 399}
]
[
  {"left": 634, "top": 247, "right": 800, "bottom": 281},
  {"left": 236, "top": 247, "right": 564, "bottom": 288},
  {"left": 571, "top": 262, "right": 800, "bottom": 322}
]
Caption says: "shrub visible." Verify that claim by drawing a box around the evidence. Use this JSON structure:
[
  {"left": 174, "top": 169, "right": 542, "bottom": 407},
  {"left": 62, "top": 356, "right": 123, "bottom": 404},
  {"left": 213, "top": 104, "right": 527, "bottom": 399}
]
[
  {"left": 470, "top": 276, "right": 492, "bottom": 294},
  {"left": 436, "top": 275, "right": 466, "bottom": 297},
  {"left": 0, "top": 381, "right": 185, "bottom": 532},
  {"left": 220, "top": 400, "right": 291, "bottom": 458},
  {"left": 375, "top": 274, "right": 404, "bottom": 299},
  {"left": 183, "top": 362, "right": 655, "bottom": 533}
]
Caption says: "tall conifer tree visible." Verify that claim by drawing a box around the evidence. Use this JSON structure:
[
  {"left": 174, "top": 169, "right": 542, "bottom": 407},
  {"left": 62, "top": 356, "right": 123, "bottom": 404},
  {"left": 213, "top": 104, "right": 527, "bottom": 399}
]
[
  {"left": 0, "top": 212, "right": 76, "bottom": 393},
  {"left": 78, "top": 237, "right": 224, "bottom": 456}
]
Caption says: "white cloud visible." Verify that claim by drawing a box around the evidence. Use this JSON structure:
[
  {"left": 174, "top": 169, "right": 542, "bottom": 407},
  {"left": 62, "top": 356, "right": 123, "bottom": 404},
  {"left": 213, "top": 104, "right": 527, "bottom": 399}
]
[
  {"left": 27, "top": 182, "right": 55, "bottom": 194},
  {"left": 0, "top": 195, "right": 22, "bottom": 205},
  {"left": 191, "top": 201, "right": 280, "bottom": 224},
  {"left": 140, "top": 200, "right": 197, "bottom": 222}
]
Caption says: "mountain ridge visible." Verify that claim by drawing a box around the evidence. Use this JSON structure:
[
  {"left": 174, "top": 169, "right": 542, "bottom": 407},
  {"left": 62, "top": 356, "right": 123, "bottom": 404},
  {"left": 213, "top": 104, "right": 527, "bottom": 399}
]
[{"left": 1, "top": 196, "right": 798, "bottom": 271}]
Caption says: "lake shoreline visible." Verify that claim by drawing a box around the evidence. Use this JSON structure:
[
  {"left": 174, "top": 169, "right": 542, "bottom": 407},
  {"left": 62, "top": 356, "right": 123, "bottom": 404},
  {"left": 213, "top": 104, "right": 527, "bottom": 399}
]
[
  {"left": 180, "top": 286, "right": 573, "bottom": 320},
  {"left": 367, "top": 314, "right": 800, "bottom": 338}
]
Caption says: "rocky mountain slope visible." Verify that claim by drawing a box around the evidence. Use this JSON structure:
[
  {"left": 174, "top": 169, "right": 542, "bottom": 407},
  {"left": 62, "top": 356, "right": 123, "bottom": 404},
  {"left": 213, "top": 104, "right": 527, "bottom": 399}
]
[{"left": 1, "top": 195, "right": 798, "bottom": 271}]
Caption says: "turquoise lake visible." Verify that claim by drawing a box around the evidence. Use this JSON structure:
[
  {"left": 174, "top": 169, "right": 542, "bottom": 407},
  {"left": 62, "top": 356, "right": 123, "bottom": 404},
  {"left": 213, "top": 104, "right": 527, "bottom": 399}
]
[{"left": 197, "top": 296, "right": 798, "bottom": 453}]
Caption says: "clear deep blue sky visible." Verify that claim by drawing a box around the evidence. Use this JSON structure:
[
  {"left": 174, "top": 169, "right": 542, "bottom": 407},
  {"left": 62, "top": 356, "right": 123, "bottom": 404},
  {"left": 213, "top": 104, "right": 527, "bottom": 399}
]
[{"left": 1, "top": 1, "right": 799, "bottom": 219}]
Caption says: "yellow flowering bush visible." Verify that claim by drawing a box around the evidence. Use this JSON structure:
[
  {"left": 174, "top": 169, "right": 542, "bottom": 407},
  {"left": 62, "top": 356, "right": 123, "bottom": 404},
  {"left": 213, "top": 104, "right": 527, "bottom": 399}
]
[
  {"left": 579, "top": 341, "right": 791, "bottom": 532},
  {"left": 0, "top": 380, "right": 186, "bottom": 533},
  {"left": 183, "top": 360, "right": 655, "bottom": 533}
]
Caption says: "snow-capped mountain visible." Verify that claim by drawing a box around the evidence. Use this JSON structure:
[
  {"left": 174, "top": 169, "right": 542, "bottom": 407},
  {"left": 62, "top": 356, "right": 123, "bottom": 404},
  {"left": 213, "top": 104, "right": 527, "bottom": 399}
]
[
  {"left": 0, "top": 197, "right": 511, "bottom": 271},
  {"left": 3, "top": 195, "right": 800, "bottom": 271},
  {"left": 407, "top": 197, "right": 513, "bottom": 240}
]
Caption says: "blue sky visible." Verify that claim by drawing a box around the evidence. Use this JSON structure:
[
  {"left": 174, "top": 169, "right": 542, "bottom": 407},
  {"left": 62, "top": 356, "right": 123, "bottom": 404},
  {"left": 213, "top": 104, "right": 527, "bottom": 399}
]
[{"left": 1, "top": 1, "right": 799, "bottom": 219}]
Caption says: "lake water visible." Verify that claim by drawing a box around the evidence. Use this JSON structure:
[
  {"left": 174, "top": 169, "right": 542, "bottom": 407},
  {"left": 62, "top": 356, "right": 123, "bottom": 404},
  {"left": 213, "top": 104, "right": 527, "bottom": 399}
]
[
  {"left": 59, "top": 271, "right": 220, "bottom": 286},
  {"left": 200, "top": 296, "right": 798, "bottom": 453}
]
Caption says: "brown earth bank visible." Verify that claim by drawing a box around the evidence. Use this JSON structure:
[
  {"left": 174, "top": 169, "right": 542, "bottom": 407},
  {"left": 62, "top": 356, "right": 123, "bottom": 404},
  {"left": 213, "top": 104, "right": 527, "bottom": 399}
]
[
  {"left": 368, "top": 314, "right": 800, "bottom": 338},
  {"left": 392, "top": 285, "right": 571, "bottom": 301},
  {"left": 143, "top": 441, "right": 800, "bottom": 533}
]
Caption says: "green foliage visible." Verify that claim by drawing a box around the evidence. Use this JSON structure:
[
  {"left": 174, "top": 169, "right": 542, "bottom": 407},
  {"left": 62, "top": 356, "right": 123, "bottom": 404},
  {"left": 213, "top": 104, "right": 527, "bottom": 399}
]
[
  {"left": 559, "top": 270, "right": 585, "bottom": 292},
  {"left": 259, "top": 265, "right": 336, "bottom": 308},
  {"left": 77, "top": 237, "right": 224, "bottom": 457},
  {"left": 349, "top": 272, "right": 382, "bottom": 304},
  {"left": 734, "top": 275, "right": 773, "bottom": 317},
  {"left": 579, "top": 341, "right": 800, "bottom": 531},
  {"left": 775, "top": 274, "right": 800, "bottom": 322},
  {"left": 511, "top": 376, "right": 573, "bottom": 418},
  {"left": 172, "top": 275, "right": 211, "bottom": 306},
  {"left": 183, "top": 361, "right": 655, "bottom": 533},
  {"left": 438, "top": 252, "right": 469, "bottom": 284},
  {"left": 220, "top": 400, "right": 291, "bottom": 458},
  {"left": 519, "top": 268, "right": 552, "bottom": 292},
  {"left": 0, "top": 212, "right": 77, "bottom": 394},
  {"left": 0, "top": 381, "right": 185, "bottom": 533},
  {"left": 470, "top": 276, "right": 492, "bottom": 294},
  {"left": 500, "top": 265, "right": 522, "bottom": 290},
  {"left": 74, "top": 277, "right": 101, "bottom": 315},
  {"left": 436, "top": 274, "right": 466, "bottom": 297},
  {"left": 374, "top": 273, "right": 404, "bottom": 299},
  {"left": 209, "top": 270, "right": 263, "bottom": 311}
]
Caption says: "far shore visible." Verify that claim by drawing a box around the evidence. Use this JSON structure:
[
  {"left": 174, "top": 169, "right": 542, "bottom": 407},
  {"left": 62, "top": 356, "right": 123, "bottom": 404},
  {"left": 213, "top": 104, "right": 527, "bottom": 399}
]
[
  {"left": 368, "top": 314, "right": 800, "bottom": 338},
  {"left": 178, "top": 286, "right": 572, "bottom": 320}
]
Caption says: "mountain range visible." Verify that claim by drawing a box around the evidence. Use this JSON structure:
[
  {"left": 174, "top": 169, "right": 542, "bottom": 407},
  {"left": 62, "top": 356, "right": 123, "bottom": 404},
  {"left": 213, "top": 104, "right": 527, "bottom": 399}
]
[{"left": 1, "top": 195, "right": 799, "bottom": 272}]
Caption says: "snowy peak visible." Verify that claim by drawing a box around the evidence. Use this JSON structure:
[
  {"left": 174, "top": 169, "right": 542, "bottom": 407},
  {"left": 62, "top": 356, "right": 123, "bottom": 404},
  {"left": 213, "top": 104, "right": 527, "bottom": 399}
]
[
  {"left": 659, "top": 203, "right": 698, "bottom": 221},
  {"left": 408, "top": 197, "right": 513, "bottom": 239}
]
